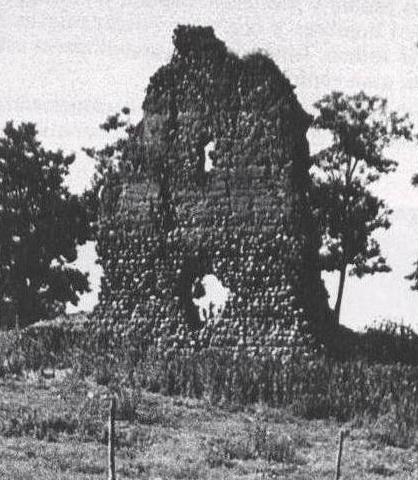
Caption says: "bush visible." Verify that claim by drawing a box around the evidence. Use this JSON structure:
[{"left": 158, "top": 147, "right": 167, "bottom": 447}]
[
  {"left": 114, "top": 385, "right": 142, "bottom": 422},
  {"left": 367, "top": 405, "right": 417, "bottom": 449},
  {"left": 252, "top": 424, "right": 297, "bottom": 463},
  {"left": 1, "top": 408, "right": 77, "bottom": 441},
  {"left": 0, "top": 331, "right": 24, "bottom": 377},
  {"left": 362, "top": 320, "right": 418, "bottom": 365},
  {"left": 206, "top": 424, "right": 297, "bottom": 467}
]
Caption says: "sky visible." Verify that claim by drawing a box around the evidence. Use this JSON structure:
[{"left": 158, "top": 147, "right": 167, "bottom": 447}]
[{"left": 1, "top": 0, "right": 418, "bottom": 330}]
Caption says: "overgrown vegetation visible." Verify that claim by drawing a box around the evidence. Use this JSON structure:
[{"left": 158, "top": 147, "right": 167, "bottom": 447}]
[
  {"left": 2, "top": 316, "right": 418, "bottom": 450},
  {"left": 5, "top": 372, "right": 415, "bottom": 480}
]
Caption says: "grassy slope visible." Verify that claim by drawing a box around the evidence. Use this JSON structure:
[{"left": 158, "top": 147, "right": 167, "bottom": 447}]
[{"left": 0, "top": 373, "right": 416, "bottom": 480}]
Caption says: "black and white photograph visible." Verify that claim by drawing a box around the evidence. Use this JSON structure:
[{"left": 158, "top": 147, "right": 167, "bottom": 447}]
[{"left": 1, "top": 1, "right": 418, "bottom": 478}]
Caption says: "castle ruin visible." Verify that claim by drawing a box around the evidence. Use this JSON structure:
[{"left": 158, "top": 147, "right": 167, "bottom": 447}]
[{"left": 95, "top": 25, "right": 330, "bottom": 353}]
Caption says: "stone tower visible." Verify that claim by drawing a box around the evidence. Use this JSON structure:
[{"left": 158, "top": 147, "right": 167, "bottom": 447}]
[{"left": 95, "top": 25, "right": 330, "bottom": 353}]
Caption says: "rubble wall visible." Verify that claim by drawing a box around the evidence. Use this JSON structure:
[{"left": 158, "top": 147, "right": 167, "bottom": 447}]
[{"left": 95, "top": 26, "right": 330, "bottom": 353}]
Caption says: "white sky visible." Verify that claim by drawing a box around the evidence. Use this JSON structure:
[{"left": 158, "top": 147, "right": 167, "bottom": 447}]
[{"left": 1, "top": 0, "right": 418, "bottom": 330}]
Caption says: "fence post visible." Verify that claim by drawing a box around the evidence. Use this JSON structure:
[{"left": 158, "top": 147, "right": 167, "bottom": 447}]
[
  {"left": 15, "top": 311, "right": 20, "bottom": 333},
  {"left": 335, "top": 429, "right": 344, "bottom": 480},
  {"left": 108, "top": 396, "right": 116, "bottom": 480}
]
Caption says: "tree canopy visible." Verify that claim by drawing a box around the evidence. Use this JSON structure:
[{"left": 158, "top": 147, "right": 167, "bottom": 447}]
[
  {"left": 406, "top": 173, "right": 418, "bottom": 290},
  {"left": 311, "top": 91, "right": 414, "bottom": 325},
  {"left": 81, "top": 107, "right": 138, "bottom": 224},
  {"left": 0, "top": 121, "right": 90, "bottom": 327}
]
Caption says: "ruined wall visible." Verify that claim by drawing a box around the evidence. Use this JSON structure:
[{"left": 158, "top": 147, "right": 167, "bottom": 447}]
[{"left": 95, "top": 26, "right": 330, "bottom": 354}]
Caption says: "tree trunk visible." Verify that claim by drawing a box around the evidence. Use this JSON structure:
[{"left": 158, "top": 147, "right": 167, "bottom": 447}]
[{"left": 333, "top": 263, "right": 347, "bottom": 327}]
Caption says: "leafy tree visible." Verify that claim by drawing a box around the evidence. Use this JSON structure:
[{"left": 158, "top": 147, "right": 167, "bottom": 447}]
[
  {"left": 0, "top": 122, "right": 90, "bottom": 328},
  {"left": 81, "top": 107, "right": 138, "bottom": 223},
  {"left": 311, "top": 91, "right": 414, "bottom": 325},
  {"left": 406, "top": 173, "right": 418, "bottom": 290}
]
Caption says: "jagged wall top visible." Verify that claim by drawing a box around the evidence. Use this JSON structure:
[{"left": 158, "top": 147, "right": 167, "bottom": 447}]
[
  {"left": 144, "top": 25, "right": 300, "bottom": 112},
  {"left": 95, "top": 25, "right": 330, "bottom": 352},
  {"left": 136, "top": 25, "right": 313, "bottom": 195}
]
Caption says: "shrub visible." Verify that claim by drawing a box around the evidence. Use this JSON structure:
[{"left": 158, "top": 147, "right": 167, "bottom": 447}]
[
  {"left": 367, "top": 406, "right": 417, "bottom": 449},
  {"left": 0, "top": 331, "right": 24, "bottom": 377},
  {"left": 114, "top": 385, "right": 141, "bottom": 422},
  {"left": 1, "top": 408, "right": 77, "bottom": 441},
  {"left": 252, "top": 424, "right": 296, "bottom": 463},
  {"left": 206, "top": 424, "right": 297, "bottom": 467},
  {"left": 362, "top": 320, "right": 418, "bottom": 365}
]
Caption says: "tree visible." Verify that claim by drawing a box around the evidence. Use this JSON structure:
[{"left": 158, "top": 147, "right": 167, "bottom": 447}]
[
  {"left": 311, "top": 91, "right": 414, "bottom": 326},
  {"left": 406, "top": 173, "right": 418, "bottom": 290},
  {"left": 0, "top": 121, "right": 90, "bottom": 328},
  {"left": 81, "top": 107, "right": 138, "bottom": 223}
]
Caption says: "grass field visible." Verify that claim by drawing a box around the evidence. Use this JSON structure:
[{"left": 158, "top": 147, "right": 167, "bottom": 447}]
[{"left": 0, "top": 370, "right": 417, "bottom": 480}]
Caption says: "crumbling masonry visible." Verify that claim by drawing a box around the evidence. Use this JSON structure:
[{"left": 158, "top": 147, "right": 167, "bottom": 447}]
[{"left": 95, "top": 26, "right": 330, "bottom": 353}]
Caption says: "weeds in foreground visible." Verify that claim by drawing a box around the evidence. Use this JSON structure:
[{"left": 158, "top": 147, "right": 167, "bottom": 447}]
[
  {"left": 366, "top": 407, "right": 417, "bottom": 449},
  {"left": 1, "top": 408, "right": 77, "bottom": 441},
  {"left": 3, "top": 317, "right": 418, "bottom": 448},
  {"left": 206, "top": 424, "right": 298, "bottom": 467}
]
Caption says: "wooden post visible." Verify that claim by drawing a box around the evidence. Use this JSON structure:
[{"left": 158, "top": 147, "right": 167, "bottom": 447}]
[
  {"left": 335, "top": 429, "right": 344, "bottom": 480},
  {"left": 108, "top": 396, "right": 116, "bottom": 480},
  {"left": 14, "top": 303, "right": 21, "bottom": 334}
]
